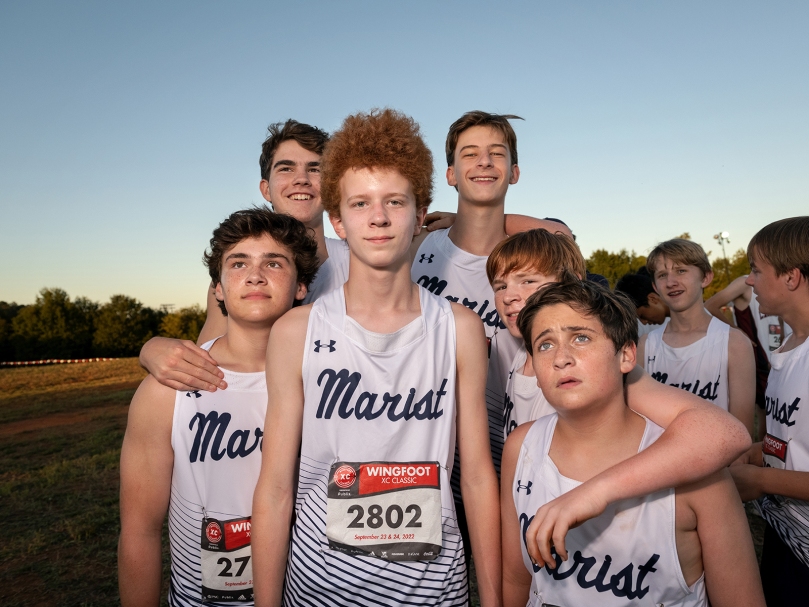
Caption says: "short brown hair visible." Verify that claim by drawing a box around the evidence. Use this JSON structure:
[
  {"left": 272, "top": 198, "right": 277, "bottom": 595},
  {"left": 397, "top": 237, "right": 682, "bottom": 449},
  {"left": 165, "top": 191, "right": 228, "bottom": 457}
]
[
  {"left": 748, "top": 216, "right": 809, "bottom": 279},
  {"left": 486, "top": 229, "right": 586, "bottom": 284},
  {"left": 646, "top": 238, "right": 711, "bottom": 278},
  {"left": 517, "top": 274, "right": 638, "bottom": 354},
  {"left": 320, "top": 109, "right": 434, "bottom": 218},
  {"left": 203, "top": 207, "right": 319, "bottom": 315},
  {"left": 259, "top": 119, "right": 330, "bottom": 181},
  {"left": 445, "top": 111, "right": 523, "bottom": 166}
]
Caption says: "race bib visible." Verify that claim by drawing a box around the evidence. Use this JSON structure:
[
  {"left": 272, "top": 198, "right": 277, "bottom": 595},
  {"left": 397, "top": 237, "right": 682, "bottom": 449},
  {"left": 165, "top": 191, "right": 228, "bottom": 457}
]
[
  {"left": 768, "top": 323, "right": 782, "bottom": 352},
  {"left": 326, "top": 461, "right": 443, "bottom": 561},
  {"left": 200, "top": 516, "right": 253, "bottom": 602},
  {"left": 762, "top": 433, "right": 788, "bottom": 470}
]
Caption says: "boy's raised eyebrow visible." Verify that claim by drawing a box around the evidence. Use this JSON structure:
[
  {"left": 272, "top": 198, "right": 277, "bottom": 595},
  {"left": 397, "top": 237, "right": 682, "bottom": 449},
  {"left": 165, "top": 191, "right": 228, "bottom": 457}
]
[
  {"left": 224, "top": 251, "right": 290, "bottom": 262},
  {"left": 533, "top": 325, "right": 596, "bottom": 342}
]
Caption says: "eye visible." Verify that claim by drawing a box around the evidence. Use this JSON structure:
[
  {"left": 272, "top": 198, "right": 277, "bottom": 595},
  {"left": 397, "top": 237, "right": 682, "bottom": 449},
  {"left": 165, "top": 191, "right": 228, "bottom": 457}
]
[
  {"left": 573, "top": 334, "right": 590, "bottom": 344},
  {"left": 267, "top": 261, "right": 282, "bottom": 269},
  {"left": 537, "top": 341, "right": 553, "bottom": 352},
  {"left": 232, "top": 261, "right": 246, "bottom": 269},
  {"left": 309, "top": 167, "right": 320, "bottom": 173},
  {"left": 388, "top": 199, "right": 403, "bottom": 206}
]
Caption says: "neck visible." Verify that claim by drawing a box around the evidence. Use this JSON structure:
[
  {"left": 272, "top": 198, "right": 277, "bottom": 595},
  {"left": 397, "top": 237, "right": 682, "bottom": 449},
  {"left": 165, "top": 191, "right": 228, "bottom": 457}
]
[
  {"left": 779, "top": 291, "right": 809, "bottom": 346},
  {"left": 667, "top": 302, "right": 712, "bottom": 332},
  {"left": 447, "top": 196, "right": 507, "bottom": 256},
  {"left": 305, "top": 215, "right": 329, "bottom": 266},
  {"left": 210, "top": 318, "right": 273, "bottom": 373},
  {"left": 521, "top": 349, "right": 535, "bottom": 377}
]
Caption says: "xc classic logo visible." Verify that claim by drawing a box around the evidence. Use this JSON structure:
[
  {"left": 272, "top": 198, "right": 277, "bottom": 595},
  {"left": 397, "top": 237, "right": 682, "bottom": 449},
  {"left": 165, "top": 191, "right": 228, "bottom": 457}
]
[
  {"left": 314, "top": 340, "right": 336, "bottom": 353},
  {"left": 419, "top": 253, "right": 434, "bottom": 264}
]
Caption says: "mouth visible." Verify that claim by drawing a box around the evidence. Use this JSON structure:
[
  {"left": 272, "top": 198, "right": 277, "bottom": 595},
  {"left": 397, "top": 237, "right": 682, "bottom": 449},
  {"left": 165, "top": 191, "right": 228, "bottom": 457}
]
[
  {"left": 243, "top": 292, "right": 271, "bottom": 300},
  {"left": 289, "top": 193, "right": 313, "bottom": 201},
  {"left": 470, "top": 176, "right": 497, "bottom": 183},
  {"left": 667, "top": 289, "right": 685, "bottom": 298},
  {"left": 557, "top": 376, "right": 581, "bottom": 389},
  {"left": 366, "top": 236, "right": 394, "bottom": 244}
]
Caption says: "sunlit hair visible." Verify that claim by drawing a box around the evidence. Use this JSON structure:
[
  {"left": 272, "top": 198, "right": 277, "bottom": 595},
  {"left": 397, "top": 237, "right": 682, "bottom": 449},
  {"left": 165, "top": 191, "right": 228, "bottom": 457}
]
[
  {"left": 486, "top": 229, "right": 586, "bottom": 285},
  {"left": 259, "top": 119, "right": 330, "bottom": 181},
  {"left": 517, "top": 273, "right": 638, "bottom": 354},
  {"left": 445, "top": 110, "right": 523, "bottom": 166},
  {"left": 203, "top": 206, "right": 319, "bottom": 315},
  {"left": 320, "top": 109, "right": 434, "bottom": 218},
  {"left": 748, "top": 216, "right": 809, "bottom": 280},
  {"left": 646, "top": 238, "right": 711, "bottom": 278}
]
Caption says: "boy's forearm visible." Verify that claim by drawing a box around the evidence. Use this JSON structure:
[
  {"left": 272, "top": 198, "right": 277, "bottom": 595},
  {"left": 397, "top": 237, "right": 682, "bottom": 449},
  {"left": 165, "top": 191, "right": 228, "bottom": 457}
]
[
  {"left": 759, "top": 468, "right": 809, "bottom": 501},
  {"left": 252, "top": 485, "right": 294, "bottom": 607},
  {"left": 462, "top": 472, "right": 502, "bottom": 607},
  {"left": 118, "top": 529, "right": 163, "bottom": 607}
]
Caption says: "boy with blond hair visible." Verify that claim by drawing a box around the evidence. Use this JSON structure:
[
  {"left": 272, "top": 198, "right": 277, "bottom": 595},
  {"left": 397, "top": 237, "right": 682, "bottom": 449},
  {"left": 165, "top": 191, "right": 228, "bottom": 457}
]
[
  {"left": 501, "top": 277, "right": 764, "bottom": 607},
  {"left": 639, "top": 238, "right": 755, "bottom": 435},
  {"left": 730, "top": 217, "right": 809, "bottom": 606}
]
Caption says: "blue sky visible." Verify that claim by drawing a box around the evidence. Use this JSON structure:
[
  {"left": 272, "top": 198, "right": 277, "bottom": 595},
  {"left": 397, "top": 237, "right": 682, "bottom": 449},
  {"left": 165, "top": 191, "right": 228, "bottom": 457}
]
[{"left": 1, "top": 1, "right": 807, "bottom": 308}]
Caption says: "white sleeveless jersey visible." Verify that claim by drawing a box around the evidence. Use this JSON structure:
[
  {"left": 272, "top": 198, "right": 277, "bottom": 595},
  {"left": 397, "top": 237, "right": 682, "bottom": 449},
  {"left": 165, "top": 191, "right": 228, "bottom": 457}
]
[
  {"left": 168, "top": 339, "right": 266, "bottom": 606},
  {"left": 748, "top": 291, "right": 793, "bottom": 362},
  {"left": 286, "top": 286, "right": 468, "bottom": 606},
  {"left": 757, "top": 336, "right": 809, "bottom": 567},
  {"left": 513, "top": 415, "right": 707, "bottom": 607},
  {"left": 412, "top": 228, "right": 520, "bottom": 475},
  {"left": 503, "top": 345, "right": 555, "bottom": 440},
  {"left": 644, "top": 317, "right": 729, "bottom": 410},
  {"left": 303, "top": 237, "right": 349, "bottom": 304}
]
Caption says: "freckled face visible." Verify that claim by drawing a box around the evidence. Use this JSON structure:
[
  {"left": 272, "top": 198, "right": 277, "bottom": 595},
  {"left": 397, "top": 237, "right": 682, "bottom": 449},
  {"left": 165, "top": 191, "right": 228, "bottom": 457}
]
[{"left": 492, "top": 269, "right": 558, "bottom": 339}]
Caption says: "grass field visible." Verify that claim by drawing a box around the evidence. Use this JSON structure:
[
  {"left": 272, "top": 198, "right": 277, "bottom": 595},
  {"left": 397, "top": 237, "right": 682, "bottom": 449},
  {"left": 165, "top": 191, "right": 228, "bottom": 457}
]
[{"left": 0, "top": 360, "right": 764, "bottom": 606}]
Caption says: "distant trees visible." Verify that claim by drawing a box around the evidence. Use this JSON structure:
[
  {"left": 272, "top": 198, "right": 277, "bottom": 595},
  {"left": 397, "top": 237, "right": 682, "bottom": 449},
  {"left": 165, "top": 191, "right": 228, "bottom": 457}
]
[
  {"left": 586, "top": 250, "right": 647, "bottom": 288},
  {"left": 0, "top": 289, "right": 207, "bottom": 362}
]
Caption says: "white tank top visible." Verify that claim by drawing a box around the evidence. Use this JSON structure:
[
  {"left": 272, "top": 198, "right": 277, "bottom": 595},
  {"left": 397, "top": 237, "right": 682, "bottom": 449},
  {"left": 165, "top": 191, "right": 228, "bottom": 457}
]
[
  {"left": 168, "top": 339, "right": 266, "bottom": 606},
  {"left": 513, "top": 415, "right": 707, "bottom": 607},
  {"left": 644, "top": 317, "right": 730, "bottom": 410},
  {"left": 412, "top": 228, "right": 520, "bottom": 475},
  {"left": 503, "top": 345, "right": 555, "bottom": 440},
  {"left": 757, "top": 335, "right": 809, "bottom": 567},
  {"left": 286, "top": 286, "right": 468, "bottom": 605},
  {"left": 747, "top": 291, "right": 793, "bottom": 362},
  {"left": 303, "top": 237, "right": 350, "bottom": 304}
]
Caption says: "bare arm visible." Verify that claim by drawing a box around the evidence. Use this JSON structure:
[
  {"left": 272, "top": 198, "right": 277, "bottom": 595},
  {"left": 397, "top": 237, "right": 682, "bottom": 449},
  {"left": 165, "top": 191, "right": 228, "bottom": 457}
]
[
  {"left": 138, "top": 286, "right": 226, "bottom": 392},
  {"left": 525, "top": 367, "right": 751, "bottom": 567},
  {"left": 727, "top": 328, "right": 756, "bottom": 436},
  {"left": 704, "top": 276, "right": 751, "bottom": 326},
  {"left": 453, "top": 304, "right": 502, "bottom": 607},
  {"left": 503, "top": 214, "right": 574, "bottom": 239},
  {"left": 681, "top": 470, "right": 764, "bottom": 606},
  {"left": 730, "top": 442, "right": 809, "bottom": 501},
  {"left": 500, "top": 425, "right": 533, "bottom": 607},
  {"left": 251, "top": 307, "right": 309, "bottom": 607},
  {"left": 118, "top": 376, "right": 176, "bottom": 607}
]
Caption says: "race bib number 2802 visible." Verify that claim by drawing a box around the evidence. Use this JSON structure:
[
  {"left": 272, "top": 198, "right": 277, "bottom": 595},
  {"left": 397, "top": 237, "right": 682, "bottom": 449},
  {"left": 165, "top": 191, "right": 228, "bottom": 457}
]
[{"left": 326, "top": 461, "right": 443, "bottom": 561}]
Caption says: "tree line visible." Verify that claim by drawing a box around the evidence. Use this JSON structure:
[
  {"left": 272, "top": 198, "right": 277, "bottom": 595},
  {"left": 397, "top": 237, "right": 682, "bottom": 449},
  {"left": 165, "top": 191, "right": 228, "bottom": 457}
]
[{"left": 0, "top": 289, "right": 206, "bottom": 362}]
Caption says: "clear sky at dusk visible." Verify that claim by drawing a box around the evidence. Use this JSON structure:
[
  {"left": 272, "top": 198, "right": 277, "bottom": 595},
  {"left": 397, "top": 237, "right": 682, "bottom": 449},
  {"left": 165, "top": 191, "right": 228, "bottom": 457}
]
[{"left": 1, "top": 1, "right": 807, "bottom": 308}]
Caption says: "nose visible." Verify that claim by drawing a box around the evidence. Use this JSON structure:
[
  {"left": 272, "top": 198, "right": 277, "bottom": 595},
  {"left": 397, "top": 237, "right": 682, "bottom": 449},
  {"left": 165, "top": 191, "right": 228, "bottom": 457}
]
[
  {"left": 293, "top": 164, "right": 311, "bottom": 186},
  {"left": 552, "top": 341, "right": 575, "bottom": 369},
  {"left": 369, "top": 200, "right": 391, "bottom": 227},
  {"left": 477, "top": 150, "right": 493, "bottom": 168},
  {"left": 503, "top": 285, "right": 520, "bottom": 305},
  {"left": 246, "top": 263, "right": 268, "bottom": 285},
  {"left": 744, "top": 274, "right": 754, "bottom": 287}
]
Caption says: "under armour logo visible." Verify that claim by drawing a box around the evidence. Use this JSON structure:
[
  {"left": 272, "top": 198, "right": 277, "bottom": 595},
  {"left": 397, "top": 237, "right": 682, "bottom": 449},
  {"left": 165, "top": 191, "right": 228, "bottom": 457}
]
[
  {"left": 419, "top": 253, "right": 434, "bottom": 264},
  {"left": 314, "top": 340, "right": 336, "bottom": 353},
  {"left": 517, "top": 480, "right": 532, "bottom": 494},
  {"left": 185, "top": 390, "right": 202, "bottom": 398},
  {"left": 508, "top": 370, "right": 514, "bottom": 379},
  {"left": 647, "top": 356, "right": 655, "bottom": 364}
]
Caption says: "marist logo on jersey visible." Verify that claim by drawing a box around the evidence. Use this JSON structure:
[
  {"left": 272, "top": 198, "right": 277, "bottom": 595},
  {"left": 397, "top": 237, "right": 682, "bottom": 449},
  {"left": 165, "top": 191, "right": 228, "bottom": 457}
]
[
  {"left": 649, "top": 372, "right": 720, "bottom": 402},
  {"left": 187, "top": 411, "right": 263, "bottom": 463},
  {"left": 314, "top": 368, "right": 448, "bottom": 422},
  {"left": 415, "top": 274, "right": 505, "bottom": 330}
]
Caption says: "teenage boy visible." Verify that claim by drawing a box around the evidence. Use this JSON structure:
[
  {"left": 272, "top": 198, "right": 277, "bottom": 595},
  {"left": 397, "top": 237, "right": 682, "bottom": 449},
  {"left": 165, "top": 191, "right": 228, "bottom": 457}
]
[
  {"left": 487, "top": 229, "right": 587, "bottom": 437},
  {"left": 615, "top": 268, "right": 670, "bottom": 337},
  {"left": 118, "top": 209, "right": 319, "bottom": 606},
  {"left": 250, "top": 109, "right": 501, "bottom": 606},
  {"left": 729, "top": 217, "right": 809, "bottom": 606},
  {"left": 639, "top": 238, "right": 755, "bottom": 435},
  {"left": 501, "top": 278, "right": 764, "bottom": 607}
]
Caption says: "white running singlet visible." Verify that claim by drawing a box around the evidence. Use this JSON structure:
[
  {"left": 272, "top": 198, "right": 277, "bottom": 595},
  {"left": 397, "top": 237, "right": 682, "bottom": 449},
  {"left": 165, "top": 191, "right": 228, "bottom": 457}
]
[
  {"left": 748, "top": 291, "right": 793, "bottom": 362},
  {"left": 286, "top": 286, "right": 467, "bottom": 606},
  {"left": 757, "top": 336, "right": 809, "bottom": 567},
  {"left": 513, "top": 415, "right": 707, "bottom": 607},
  {"left": 503, "top": 345, "right": 555, "bottom": 440},
  {"left": 644, "top": 317, "right": 730, "bottom": 410},
  {"left": 412, "top": 228, "right": 519, "bottom": 475},
  {"left": 168, "top": 339, "right": 266, "bottom": 606},
  {"left": 303, "top": 237, "right": 350, "bottom": 304}
]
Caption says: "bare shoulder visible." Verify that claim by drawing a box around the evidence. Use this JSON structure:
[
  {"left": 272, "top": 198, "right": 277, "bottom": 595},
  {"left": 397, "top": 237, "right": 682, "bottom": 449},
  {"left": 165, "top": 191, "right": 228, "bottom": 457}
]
[
  {"left": 449, "top": 301, "right": 485, "bottom": 332},
  {"left": 270, "top": 304, "right": 312, "bottom": 341},
  {"left": 728, "top": 326, "right": 753, "bottom": 352},
  {"left": 130, "top": 374, "right": 177, "bottom": 416},
  {"left": 504, "top": 422, "right": 532, "bottom": 459},
  {"left": 126, "top": 375, "right": 176, "bottom": 439}
]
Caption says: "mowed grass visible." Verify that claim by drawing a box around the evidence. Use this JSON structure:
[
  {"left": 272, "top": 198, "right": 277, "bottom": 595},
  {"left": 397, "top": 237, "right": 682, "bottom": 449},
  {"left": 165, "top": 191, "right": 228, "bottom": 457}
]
[{"left": 0, "top": 359, "right": 173, "bottom": 606}]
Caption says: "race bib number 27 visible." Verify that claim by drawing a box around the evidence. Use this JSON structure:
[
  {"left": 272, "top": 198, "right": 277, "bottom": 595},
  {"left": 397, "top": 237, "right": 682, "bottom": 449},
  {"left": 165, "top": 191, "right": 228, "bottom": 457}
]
[
  {"left": 200, "top": 516, "right": 253, "bottom": 602},
  {"left": 326, "top": 461, "right": 443, "bottom": 561}
]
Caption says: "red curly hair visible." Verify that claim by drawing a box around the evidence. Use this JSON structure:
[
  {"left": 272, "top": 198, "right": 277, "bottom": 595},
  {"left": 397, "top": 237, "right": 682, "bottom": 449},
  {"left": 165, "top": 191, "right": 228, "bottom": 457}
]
[{"left": 320, "top": 109, "right": 434, "bottom": 218}]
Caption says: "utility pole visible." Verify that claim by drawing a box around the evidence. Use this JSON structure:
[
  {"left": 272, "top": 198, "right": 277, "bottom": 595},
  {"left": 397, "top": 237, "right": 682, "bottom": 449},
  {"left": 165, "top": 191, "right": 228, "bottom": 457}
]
[{"left": 713, "top": 231, "right": 731, "bottom": 283}]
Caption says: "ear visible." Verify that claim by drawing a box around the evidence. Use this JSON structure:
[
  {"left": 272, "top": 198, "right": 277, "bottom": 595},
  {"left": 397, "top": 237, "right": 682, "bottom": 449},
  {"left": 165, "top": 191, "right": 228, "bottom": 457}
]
[
  {"left": 647, "top": 292, "right": 661, "bottom": 305},
  {"left": 413, "top": 206, "right": 429, "bottom": 236},
  {"left": 259, "top": 179, "right": 272, "bottom": 204},
  {"left": 701, "top": 270, "right": 714, "bottom": 289},
  {"left": 294, "top": 282, "right": 308, "bottom": 302},
  {"left": 330, "top": 213, "right": 347, "bottom": 240},
  {"left": 785, "top": 267, "right": 805, "bottom": 292},
  {"left": 214, "top": 281, "right": 225, "bottom": 305},
  {"left": 509, "top": 164, "right": 520, "bottom": 185},
  {"left": 446, "top": 165, "right": 457, "bottom": 187},
  {"left": 619, "top": 341, "right": 637, "bottom": 373}
]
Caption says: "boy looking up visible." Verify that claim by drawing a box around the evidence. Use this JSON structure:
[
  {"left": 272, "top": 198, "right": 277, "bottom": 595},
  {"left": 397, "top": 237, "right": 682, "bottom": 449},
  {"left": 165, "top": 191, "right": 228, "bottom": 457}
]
[
  {"left": 501, "top": 278, "right": 764, "bottom": 607},
  {"left": 250, "top": 109, "right": 501, "bottom": 606},
  {"left": 639, "top": 239, "right": 755, "bottom": 435},
  {"left": 729, "top": 216, "right": 809, "bottom": 606},
  {"left": 118, "top": 209, "right": 319, "bottom": 607}
]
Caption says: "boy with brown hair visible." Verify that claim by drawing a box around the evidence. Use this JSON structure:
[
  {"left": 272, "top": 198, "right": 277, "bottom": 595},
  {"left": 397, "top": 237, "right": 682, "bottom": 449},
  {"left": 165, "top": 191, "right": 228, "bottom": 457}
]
[
  {"left": 501, "top": 277, "right": 764, "bottom": 607},
  {"left": 730, "top": 216, "right": 809, "bottom": 606},
  {"left": 639, "top": 238, "right": 756, "bottom": 435}
]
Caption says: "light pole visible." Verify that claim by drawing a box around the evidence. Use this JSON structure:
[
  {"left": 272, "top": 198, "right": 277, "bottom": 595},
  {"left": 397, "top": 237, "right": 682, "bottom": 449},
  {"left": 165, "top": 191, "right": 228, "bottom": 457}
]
[{"left": 713, "top": 231, "right": 731, "bottom": 283}]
